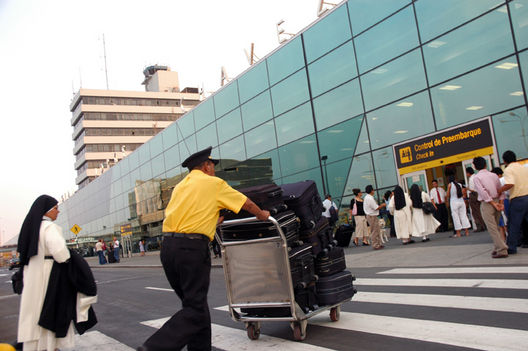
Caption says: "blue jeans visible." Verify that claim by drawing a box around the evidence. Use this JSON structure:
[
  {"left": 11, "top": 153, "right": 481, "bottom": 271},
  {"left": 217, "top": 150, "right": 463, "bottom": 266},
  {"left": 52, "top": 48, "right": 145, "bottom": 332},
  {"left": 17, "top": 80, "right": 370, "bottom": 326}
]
[
  {"left": 97, "top": 250, "right": 106, "bottom": 264},
  {"left": 114, "top": 247, "right": 120, "bottom": 262},
  {"left": 506, "top": 195, "right": 528, "bottom": 253}
]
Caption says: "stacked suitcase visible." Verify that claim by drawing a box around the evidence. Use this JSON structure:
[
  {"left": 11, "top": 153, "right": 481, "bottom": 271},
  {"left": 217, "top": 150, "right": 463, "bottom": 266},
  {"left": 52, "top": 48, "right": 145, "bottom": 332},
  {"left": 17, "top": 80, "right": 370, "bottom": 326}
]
[{"left": 220, "top": 180, "right": 356, "bottom": 315}]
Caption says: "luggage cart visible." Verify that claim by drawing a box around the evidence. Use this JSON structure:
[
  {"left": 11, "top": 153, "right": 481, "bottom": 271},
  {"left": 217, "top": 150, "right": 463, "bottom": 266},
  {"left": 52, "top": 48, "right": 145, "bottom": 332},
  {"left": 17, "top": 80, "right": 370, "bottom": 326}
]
[{"left": 216, "top": 216, "right": 351, "bottom": 341}]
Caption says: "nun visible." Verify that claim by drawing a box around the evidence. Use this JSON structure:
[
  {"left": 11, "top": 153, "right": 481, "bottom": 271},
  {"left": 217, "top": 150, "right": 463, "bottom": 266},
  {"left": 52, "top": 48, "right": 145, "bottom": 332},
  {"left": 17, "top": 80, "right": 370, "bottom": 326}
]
[
  {"left": 388, "top": 185, "right": 414, "bottom": 244},
  {"left": 16, "top": 195, "right": 74, "bottom": 350},
  {"left": 410, "top": 184, "right": 440, "bottom": 242}
]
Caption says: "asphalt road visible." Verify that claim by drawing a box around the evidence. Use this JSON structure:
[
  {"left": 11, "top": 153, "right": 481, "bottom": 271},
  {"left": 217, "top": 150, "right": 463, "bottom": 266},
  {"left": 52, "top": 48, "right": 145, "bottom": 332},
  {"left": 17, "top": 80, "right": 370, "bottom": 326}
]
[{"left": 2, "top": 258, "right": 528, "bottom": 350}]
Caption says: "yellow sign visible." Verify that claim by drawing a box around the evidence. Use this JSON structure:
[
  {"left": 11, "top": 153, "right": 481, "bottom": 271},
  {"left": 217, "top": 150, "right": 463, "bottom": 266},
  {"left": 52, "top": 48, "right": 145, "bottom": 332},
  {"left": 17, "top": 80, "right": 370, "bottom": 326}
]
[
  {"left": 399, "top": 147, "right": 412, "bottom": 164},
  {"left": 120, "top": 224, "right": 132, "bottom": 237},
  {"left": 70, "top": 224, "right": 82, "bottom": 235}
]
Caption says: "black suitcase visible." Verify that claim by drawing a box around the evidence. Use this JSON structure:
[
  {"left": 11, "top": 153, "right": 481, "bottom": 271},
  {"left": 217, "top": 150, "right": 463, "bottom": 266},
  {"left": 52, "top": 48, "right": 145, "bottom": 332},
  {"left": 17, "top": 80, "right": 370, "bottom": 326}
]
[
  {"left": 334, "top": 224, "right": 354, "bottom": 247},
  {"left": 281, "top": 180, "right": 324, "bottom": 230},
  {"left": 223, "top": 183, "right": 287, "bottom": 220},
  {"left": 221, "top": 210, "right": 300, "bottom": 245},
  {"left": 289, "top": 243, "right": 315, "bottom": 289},
  {"left": 316, "top": 270, "right": 356, "bottom": 306},
  {"left": 315, "top": 246, "right": 346, "bottom": 277},
  {"left": 299, "top": 216, "right": 333, "bottom": 256}
]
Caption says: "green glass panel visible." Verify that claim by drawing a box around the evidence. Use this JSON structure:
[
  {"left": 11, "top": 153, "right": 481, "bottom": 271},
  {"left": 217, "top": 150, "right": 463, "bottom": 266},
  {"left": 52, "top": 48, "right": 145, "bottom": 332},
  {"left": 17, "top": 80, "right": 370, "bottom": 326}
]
[
  {"left": 149, "top": 133, "right": 164, "bottom": 157},
  {"left": 139, "top": 162, "right": 152, "bottom": 181},
  {"left": 313, "top": 78, "right": 363, "bottom": 130},
  {"left": 241, "top": 90, "right": 273, "bottom": 131},
  {"left": 217, "top": 108, "right": 243, "bottom": 144},
  {"left": 367, "top": 91, "right": 435, "bottom": 150},
  {"left": 119, "top": 156, "right": 130, "bottom": 176},
  {"left": 151, "top": 153, "right": 165, "bottom": 178},
  {"left": 520, "top": 47, "right": 528, "bottom": 90},
  {"left": 164, "top": 144, "right": 180, "bottom": 172},
  {"left": 372, "top": 147, "right": 397, "bottom": 189},
  {"left": 176, "top": 112, "right": 196, "bottom": 139},
  {"left": 355, "top": 6, "right": 419, "bottom": 74},
  {"left": 138, "top": 143, "right": 150, "bottom": 166},
  {"left": 271, "top": 69, "right": 310, "bottom": 116},
  {"left": 127, "top": 151, "right": 140, "bottom": 171},
  {"left": 343, "top": 153, "right": 375, "bottom": 196},
  {"left": 324, "top": 158, "right": 352, "bottom": 200},
  {"left": 238, "top": 61, "right": 269, "bottom": 103},
  {"left": 213, "top": 81, "right": 240, "bottom": 118},
  {"left": 252, "top": 149, "right": 282, "bottom": 181},
  {"left": 416, "top": 0, "right": 510, "bottom": 42},
  {"left": 194, "top": 99, "right": 215, "bottom": 130},
  {"left": 267, "top": 36, "right": 305, "bottom": 86},
  {"left": 492, "top": 107, "right": 528, "bottom": 160},
  {"left": 180, "top": 135, "right": 197, "bottom": 163},
  {"left": 355, "top": 117, "right": 371, "bottom": 154},
  {"left": 278, "top": 134, "right": 319, "bottom": 177},
  {"left": 196, "top": 122, "right": 218, "bottom": 150},
  {"left": 303, "top": 4, "right": 352, "bottom": 63},
  {"left": 281, "top": 167, "right": 325, "bottom": 200},
  {"left": 308, "top": 41, "right": 357, "bottom": 98},
  {"left": 511, "top": 0, "right": 528, "bottom": 50},
  {"left": 162, "top": 123, "right": 179, "bottom": 149},
  {"left": 318, "top": 116, "right": 363, "bottom": 163},
  {"left": 423, "top": 6, "right": 514, "bottom": 86},
  {"left": 431, "top": 56, "right": 524, "bottom": 129},
  {"left": 245, "top": 120, "right": 277, "bottom": 158},
  {"left": 275, "top": 102, "right": 314, "bottom": 146},
  {"left": 361, "top": 49, "right": 427, "bottom": 111},
  {"left": 347, "top": 0, "right": 411, "bottom": 35},
  {"left": 219, "top": 135, "right": 246, "bottom": 162}
]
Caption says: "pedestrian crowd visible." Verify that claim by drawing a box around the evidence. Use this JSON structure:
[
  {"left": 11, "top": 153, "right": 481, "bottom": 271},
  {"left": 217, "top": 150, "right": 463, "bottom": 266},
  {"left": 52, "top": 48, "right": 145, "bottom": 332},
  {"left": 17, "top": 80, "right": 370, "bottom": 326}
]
[{"left": 95, "top": 237, "right": 121, "bottom": 264}]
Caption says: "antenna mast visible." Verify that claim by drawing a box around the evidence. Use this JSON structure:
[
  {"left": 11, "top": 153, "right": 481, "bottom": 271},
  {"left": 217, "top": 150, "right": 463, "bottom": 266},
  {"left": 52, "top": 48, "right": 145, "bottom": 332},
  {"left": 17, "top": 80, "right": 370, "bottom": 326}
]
[{"left": 103, "top": 33, "right": 109, "bottom": 89}]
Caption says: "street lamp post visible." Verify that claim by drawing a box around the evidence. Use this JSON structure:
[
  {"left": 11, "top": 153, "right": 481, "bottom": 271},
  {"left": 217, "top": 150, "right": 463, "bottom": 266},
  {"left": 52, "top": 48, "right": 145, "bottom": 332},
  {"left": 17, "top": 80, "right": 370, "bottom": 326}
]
[{"left": 321, "top": 155, "right": 330, "bottom": 195}]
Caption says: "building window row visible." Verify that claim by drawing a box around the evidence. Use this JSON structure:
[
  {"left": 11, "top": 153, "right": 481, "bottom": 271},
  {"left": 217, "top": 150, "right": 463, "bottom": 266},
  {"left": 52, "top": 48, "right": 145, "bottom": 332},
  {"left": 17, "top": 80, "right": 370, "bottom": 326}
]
[
  {"left": 85, "top": 128, "right": 161, "bottom": 137},
  {"left": 83, "top": 112, "right": 181, "bottom": 121},
  {"left": 85, "top": 143, "right": 142, "bottom": 153},
  {"left": 82, "top": 96, "right": 186, "bottom": 107}
]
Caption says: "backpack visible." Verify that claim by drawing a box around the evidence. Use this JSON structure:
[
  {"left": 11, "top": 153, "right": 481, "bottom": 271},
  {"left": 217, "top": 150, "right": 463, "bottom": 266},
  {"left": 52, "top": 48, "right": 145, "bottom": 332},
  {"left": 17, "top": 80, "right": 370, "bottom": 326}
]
[{"left": 329, "top": 206, "right": 338, "bottom": 223}]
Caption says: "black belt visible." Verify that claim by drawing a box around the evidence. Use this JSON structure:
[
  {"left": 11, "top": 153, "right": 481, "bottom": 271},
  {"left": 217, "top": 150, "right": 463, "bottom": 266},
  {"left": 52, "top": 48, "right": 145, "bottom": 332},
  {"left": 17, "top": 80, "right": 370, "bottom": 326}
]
[
  {"left": 44, "top": 256, "right": 53, "bottom": 260},
  {"left": 163, "top": 232, "right": 210, "bottom": 242}
]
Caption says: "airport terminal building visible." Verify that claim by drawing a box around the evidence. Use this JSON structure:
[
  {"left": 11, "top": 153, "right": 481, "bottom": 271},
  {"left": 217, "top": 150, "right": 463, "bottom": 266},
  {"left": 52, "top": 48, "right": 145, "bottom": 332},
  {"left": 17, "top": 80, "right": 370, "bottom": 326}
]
[{"left": 57, "top": 0, "right": 528, "bottom": 249}]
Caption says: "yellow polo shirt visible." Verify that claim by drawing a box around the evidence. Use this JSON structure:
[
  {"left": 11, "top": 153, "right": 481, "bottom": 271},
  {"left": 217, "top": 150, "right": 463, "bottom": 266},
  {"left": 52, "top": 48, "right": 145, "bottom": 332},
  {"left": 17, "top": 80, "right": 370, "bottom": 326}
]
[
  {"left": 162, "top": 170, "right": 247, "bottom": 240},
  {"left": 503, "top": 162, "right": 528, "bottom": 199}
]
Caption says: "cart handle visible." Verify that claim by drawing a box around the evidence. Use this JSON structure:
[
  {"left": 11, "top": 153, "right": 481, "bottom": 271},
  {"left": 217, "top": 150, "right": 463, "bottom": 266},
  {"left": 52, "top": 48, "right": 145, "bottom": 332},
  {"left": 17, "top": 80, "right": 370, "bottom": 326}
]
[{"left": 216, "top": 216, "right": 284, "bottom": 246}]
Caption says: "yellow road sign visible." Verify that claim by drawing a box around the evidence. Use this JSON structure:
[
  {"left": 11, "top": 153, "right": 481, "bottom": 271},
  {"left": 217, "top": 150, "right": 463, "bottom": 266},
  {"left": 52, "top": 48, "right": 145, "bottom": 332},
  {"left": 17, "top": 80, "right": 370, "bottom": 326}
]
[{"left": 70, "top": 224, "right": 82, "bottom": 235}]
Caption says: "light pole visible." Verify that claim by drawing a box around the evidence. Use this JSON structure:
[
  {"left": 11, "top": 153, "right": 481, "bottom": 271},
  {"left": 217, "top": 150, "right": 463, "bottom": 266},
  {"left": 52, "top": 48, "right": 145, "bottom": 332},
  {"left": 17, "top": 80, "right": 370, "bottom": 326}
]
[{"left": 321, "top": 155, "right": 330, "bottom": 195}]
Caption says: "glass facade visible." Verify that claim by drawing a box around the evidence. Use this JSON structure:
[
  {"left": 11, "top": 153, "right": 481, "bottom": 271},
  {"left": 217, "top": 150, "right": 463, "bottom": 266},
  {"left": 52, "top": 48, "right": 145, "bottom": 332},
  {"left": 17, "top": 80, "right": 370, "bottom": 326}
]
[{"left": 58, "top": 0, "right": 528, "bottom": 244}]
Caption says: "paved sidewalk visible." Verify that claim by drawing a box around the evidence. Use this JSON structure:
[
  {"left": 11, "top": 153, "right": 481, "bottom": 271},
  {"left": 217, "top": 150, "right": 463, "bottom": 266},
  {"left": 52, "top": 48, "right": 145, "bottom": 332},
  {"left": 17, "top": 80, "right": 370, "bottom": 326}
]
[{"left": 87, "top": 230, "right": 527, "bottom": 270}]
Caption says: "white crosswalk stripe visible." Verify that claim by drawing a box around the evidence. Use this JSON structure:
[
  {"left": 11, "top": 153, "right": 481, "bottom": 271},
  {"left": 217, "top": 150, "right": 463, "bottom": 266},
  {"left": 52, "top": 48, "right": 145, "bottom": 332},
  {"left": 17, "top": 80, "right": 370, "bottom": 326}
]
[{"left": 104, "top": 265, "right": 528, "bottom": 350}]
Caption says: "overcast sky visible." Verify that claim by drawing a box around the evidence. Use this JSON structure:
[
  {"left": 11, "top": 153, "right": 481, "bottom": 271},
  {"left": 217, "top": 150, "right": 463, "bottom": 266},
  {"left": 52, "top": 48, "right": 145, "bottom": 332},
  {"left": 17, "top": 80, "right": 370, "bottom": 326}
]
[{"left": 0, "top": 0, "right": 322, "bottom": 245}]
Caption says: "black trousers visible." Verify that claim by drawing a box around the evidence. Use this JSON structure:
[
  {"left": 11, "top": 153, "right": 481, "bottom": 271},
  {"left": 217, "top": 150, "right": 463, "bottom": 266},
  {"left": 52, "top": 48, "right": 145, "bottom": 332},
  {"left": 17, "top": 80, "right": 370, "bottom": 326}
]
[
  {"left": 144, "top": 236, "right": 211, "bottom": 351},
  {"left": 434, "top": 203, "right": 449, "bottom": 232}
]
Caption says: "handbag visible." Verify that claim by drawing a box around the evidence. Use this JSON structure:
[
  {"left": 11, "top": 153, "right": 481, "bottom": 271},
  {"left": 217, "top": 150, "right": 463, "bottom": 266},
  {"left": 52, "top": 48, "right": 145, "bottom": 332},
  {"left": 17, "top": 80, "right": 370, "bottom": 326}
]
[
  {"left": 11, "top": 267, "right": 23, "bottom": 295},
  {"left": 351, "top": 200, "right": 357, "bottom": 216},
  {"left": 422, "top": 201, "right": 436, "bottom": 215}
]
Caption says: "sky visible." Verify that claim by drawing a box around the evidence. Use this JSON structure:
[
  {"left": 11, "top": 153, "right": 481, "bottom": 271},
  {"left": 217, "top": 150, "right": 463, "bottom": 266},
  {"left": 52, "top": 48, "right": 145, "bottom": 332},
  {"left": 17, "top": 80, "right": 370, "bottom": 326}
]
[{"left": 0, "top": 0, "right": 323, "bottom": 245}]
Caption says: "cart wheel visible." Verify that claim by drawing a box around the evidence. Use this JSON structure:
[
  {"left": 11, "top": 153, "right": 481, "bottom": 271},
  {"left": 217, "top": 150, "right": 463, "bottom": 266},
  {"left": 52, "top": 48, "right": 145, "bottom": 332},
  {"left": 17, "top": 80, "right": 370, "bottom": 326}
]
[
  {"left": 247, "top": 323, "right": 260, "bottom": 340},
  {"left": 293, "top": 322, "right": 307, "bottom": 341},
  {"left": 330, "top": 306, "right": 340, "bottom": 322}
]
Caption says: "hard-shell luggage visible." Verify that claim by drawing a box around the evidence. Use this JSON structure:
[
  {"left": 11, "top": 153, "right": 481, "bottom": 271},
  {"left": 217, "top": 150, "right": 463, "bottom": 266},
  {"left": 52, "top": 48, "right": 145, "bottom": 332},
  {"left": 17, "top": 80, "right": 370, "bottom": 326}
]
[
  {"left": 334, "top": 224, "right": 354, "bottom": 247},
  {"left": 223, "top": 183, "right": 287, "bottom": 219},
  {"left": 315, "top": 246, "right": 346, "bottom": 277},
  {"left": 316, "top": 270, "right": 356, "bottom": 306},
  {"left": 281, "top": 180, "right": 324, "bottom": 230},
  {"left": 221, "top": 210, "right": 300, "bottom": 245},
  {"left": 299, "top": 216, "right": 332, "bottom": 256}
]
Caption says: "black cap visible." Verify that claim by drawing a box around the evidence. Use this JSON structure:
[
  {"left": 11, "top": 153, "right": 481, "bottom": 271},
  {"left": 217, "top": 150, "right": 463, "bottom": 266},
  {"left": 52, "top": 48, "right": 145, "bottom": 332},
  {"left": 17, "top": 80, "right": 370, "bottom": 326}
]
[{"left": 182, "top": 146, "right": 219, "bottom": 170}]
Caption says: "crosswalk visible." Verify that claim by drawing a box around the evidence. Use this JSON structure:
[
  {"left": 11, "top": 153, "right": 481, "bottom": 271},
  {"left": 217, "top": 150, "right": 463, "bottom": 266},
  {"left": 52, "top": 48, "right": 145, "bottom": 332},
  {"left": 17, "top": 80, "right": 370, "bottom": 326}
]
[{"left": 73, "top": 265, "right": 528, "bottom": 350}]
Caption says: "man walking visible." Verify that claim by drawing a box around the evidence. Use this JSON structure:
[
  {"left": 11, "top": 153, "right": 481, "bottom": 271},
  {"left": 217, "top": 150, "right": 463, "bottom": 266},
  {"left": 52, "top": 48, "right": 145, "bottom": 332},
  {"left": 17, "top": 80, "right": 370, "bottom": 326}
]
[
  {"left": 363, "top": 185, "right": 386, "bottom": 250},
  {"left": 500, "top": 150, "right": 528, "bottom": 255},
  {"left": 472, "top": 157, "right": 508, "bottom": 258},
  {"left": 322, "top": 194, "right": 338, "bottom": 228},
  {"left": 466, "top": 167, "right": 486, "bottom": 232},
  {"left": 137, "top": 146, "right": 269, "bottom": 351},
  {"left": 429, "top": 179, "right": 449, "bottom": 232}
]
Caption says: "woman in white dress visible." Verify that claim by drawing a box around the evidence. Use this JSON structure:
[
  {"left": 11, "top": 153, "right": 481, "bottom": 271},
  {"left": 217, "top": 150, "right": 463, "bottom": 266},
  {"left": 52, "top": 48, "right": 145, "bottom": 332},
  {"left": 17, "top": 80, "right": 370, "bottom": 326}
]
[
  {"left": 388, "top": 185, "right": 414, "bottom": 245},
  {"left": 17, "top": 195, "right": 74, "bottom": 351},
  {"left": 446, "top": 175, "right": 471, "bottom": 237},
  {"left": 410, "top": 184, "right": 440, "bottom": 241}
]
